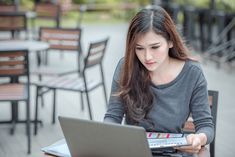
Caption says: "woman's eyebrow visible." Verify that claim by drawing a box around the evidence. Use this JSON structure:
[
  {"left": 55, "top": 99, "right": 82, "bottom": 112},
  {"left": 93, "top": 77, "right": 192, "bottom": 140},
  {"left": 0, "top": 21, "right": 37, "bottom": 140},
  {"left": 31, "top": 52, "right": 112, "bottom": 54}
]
[
  {"left": 149, "top": 42, "right": 160, "bottom": 46},
  {"left": 136, "top": 42, "right": 160, "bottom": 46}
]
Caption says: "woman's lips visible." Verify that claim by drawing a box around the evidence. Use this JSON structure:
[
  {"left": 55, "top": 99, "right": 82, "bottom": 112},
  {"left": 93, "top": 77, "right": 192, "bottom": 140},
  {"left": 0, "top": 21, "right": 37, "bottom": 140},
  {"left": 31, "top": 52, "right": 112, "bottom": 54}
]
[{"left": 145, "top": 61, "right": 156, "bottom": 65}]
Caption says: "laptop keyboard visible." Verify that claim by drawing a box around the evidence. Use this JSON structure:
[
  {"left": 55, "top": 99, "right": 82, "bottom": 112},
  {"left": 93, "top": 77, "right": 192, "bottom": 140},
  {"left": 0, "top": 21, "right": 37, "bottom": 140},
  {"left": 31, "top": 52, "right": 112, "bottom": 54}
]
[{"left": 148, "top": 137, "right": 188, "bottom": 149}]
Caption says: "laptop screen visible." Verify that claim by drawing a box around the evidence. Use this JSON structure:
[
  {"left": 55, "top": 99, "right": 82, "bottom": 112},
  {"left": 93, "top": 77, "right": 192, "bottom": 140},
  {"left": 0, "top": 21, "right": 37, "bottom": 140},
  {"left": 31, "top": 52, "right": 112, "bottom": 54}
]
[{"left": 59, "top": 116, "right": 153, "bottom": 157}]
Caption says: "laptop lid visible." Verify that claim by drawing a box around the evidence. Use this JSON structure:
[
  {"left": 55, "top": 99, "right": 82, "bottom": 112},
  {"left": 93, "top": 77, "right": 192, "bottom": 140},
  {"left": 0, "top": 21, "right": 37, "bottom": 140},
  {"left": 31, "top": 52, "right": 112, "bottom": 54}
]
[{"left": 59, "top": 116, "right": 153, "bottom": 157}]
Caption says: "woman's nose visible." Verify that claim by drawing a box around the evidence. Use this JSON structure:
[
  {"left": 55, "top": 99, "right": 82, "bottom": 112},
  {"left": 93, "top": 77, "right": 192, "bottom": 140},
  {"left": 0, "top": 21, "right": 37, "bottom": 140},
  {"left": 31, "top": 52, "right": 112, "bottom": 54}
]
[{"left": 145, "top": 49, "right": 153, "bottom": 60}]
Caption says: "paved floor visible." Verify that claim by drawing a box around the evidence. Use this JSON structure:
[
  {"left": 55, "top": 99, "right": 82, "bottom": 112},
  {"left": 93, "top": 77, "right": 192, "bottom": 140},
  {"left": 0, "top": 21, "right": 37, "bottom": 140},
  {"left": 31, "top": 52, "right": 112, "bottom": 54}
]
[{"left": 0, "top": 23, "right": 235, "bottom": 157}]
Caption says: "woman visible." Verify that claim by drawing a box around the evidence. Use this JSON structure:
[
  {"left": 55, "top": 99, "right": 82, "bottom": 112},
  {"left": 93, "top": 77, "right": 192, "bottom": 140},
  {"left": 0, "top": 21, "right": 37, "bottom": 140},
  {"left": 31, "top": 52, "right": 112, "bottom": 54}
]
[{"left": 104, "top": 6, "right": 214, "bottom": 155}]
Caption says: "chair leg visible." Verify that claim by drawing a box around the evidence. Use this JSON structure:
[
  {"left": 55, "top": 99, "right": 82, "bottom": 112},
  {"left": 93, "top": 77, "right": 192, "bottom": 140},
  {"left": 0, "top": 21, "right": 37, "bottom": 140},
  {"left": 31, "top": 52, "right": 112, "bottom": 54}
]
[
  {"left": 36, "top": 51, "right": 41, "bottom": 67},
  {"left": 100, "top": 66, "right": 108, "bottom": 107},
  {"left": 102, "top": 83, "right": 108, "bottom": 106},
  {"left": 38, "top": 76, "right": 45, "bottom": 108},
  {"left": 78, "top": 52, "right": 82, "bottom": 74},
  {"left": 10, "top": 102, "right": 17, "bottom": 135},
  {"left": 26, "top": 99, "right": 31, "bottom": 154},
  {"left": 40, "top": 87, "right": 45, "bottom": 108},
  {"left": 34, "top": 87, "right": 39, "bottom": 135},
  {"left": 210, "top": 142, "right": 215, "bottom": 157},
  {"left": 44, "top": 50, "right": 49, "bottom": 65},
  {"left": 52, "top": 89, "right": 57, "bottom": 124},
  {"left": 80, "top": 93, "right": 84, "bottom": 111},
  {"left": 40, "top": 93, "right": 45, "bottom": 108},
  {"left": 85, "top": 92, "right": 93, "bottom": 120}
]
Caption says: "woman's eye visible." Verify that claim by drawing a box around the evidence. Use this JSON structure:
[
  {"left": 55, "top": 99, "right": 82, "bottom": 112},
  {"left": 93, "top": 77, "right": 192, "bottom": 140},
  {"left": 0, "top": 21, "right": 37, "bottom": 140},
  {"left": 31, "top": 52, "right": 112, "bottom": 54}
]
[
  {"left": 136, "top": 47, "right": 144, "bottom": 51},
  {"left": 152, "top": 46, "right": 159, "bottom": 49}
]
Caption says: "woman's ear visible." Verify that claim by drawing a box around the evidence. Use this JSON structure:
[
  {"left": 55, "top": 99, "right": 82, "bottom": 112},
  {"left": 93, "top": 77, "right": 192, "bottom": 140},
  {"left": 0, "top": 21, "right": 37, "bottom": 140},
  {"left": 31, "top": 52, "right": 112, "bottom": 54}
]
[{"left": 168, "top": 41, "right": 173, "bottom": 48}]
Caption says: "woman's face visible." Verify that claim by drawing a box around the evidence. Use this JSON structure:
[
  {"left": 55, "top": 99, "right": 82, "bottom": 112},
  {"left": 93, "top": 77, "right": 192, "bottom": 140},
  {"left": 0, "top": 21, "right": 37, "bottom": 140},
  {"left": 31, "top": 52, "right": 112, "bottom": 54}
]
[{"left": 135, "top": 30, "right": 173, "bottom": 72}]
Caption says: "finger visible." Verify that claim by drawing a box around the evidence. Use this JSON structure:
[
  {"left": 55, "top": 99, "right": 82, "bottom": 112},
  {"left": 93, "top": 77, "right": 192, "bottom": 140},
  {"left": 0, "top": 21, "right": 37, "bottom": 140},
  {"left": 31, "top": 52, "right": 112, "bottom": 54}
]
[
  {"left": 191, "top": 137, "right": 202, "bottom": 150},
  {"left": 186, "top": 134, "right": 194, "bottom": 144},
  {"left": 175, "top": 146, "right": 194, "bottom": 151},
  {"left": 175, "top": 145, "right": 192, "bottom": 150},
  {"left": 176, "top": 145, "right": 200, "bottom": 153},
  {"left": 177, "top": 149, "right": 199, "bottom": 154},
  {"left": 187, "top": 149, "right": 199, "bottom": 154},
  {"left": 176, "top": 147, "right": 200, "bottom": 154}
]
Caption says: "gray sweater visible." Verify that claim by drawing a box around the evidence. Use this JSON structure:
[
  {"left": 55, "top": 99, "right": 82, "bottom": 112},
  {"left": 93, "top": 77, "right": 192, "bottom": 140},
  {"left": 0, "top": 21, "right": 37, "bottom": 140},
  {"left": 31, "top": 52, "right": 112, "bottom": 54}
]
[{"left": 104, "top": 58, "right": 214, "bottom": 144}]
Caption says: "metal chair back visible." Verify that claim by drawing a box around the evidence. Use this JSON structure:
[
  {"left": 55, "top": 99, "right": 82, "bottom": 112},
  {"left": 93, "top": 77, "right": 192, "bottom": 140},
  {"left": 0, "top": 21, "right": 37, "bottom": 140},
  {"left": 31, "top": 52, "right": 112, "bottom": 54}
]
[
  {"left": 0, "top": 12, "right": 27, "bottom": 39},
  {"left": 39, "top": 27, "right": 82, "bottom": 72},
  {"left": 0, "top": 49, "right": 29, "bottom": 78},
  {"left": 0, "top": 4, "right": 16, "bottom": 13},
  {"left": 34, "top": 2, "right": 60, "bottom": 27},
  {"left": 0, "top": 49, "right": 31, "bottom": 154}
]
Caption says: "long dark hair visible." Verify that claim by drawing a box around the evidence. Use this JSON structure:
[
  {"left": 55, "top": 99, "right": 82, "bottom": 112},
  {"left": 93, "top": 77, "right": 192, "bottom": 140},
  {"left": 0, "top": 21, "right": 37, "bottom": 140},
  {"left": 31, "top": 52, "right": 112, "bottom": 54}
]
[{"left": 119, "top": 6, "right": 189, "bottom": 124}]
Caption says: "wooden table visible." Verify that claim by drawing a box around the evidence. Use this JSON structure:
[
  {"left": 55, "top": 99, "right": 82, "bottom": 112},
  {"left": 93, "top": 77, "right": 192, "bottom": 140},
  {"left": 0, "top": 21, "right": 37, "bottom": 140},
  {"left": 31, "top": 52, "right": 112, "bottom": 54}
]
[
  {"left": 0, "top": 40, "right": 49, "bottom": 51},
  {"left": 43, "top": 139, "right": 210, "bottom": 157},
  {"left": 0, "top": 40, "right": 49, "bottom": 66}
]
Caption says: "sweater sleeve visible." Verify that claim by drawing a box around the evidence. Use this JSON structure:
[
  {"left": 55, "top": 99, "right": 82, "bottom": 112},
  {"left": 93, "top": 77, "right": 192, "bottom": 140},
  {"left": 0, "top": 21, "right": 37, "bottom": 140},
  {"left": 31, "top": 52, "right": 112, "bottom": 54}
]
[
  {"left": 103, "top": 58, "right": 125, "bottom": 124},
  {"left": 190, "top": 70, "right": 215, "bottom": 144}
]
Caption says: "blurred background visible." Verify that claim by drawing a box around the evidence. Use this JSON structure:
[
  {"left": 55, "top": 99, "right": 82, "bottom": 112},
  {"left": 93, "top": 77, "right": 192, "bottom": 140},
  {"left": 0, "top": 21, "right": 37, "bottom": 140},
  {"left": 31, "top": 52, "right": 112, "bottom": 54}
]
[{"left": 0, "top": 0, "right": 234, "bottom": 157}]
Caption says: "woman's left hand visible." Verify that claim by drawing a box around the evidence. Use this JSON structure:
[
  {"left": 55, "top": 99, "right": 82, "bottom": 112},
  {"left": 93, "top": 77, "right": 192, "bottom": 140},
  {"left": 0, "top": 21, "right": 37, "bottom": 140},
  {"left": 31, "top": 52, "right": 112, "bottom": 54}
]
[{"left": 175, "top": 133, "right": 207, "bottom": 154}]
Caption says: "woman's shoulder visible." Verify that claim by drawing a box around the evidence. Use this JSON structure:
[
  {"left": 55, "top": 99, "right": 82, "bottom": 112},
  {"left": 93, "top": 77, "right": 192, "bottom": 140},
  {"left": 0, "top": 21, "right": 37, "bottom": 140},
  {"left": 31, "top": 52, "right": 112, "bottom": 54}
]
[
  {"left": 113, "top": 57, "right": 125, "bottom": 81},
  {"left": 115, "top": 57, "right": 125, "bottom": 72},
  {"left": 181, "top": 59, "right": 207, "bottom": 86},
  {"left": 117, "top": 57, "right": 125, "bottom": 66},
  {"left": 186, "top": 59, "right": 203, "bottom": 73}
]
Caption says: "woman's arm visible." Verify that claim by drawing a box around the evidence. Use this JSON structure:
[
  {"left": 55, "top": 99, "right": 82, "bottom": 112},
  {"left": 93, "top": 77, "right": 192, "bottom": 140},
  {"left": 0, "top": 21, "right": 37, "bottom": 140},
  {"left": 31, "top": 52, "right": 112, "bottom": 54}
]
[
  {"left": 177, "top": 69, "right": 214, "bottom": 154},
  {"left": 190, "top": 72, "right": 214, "bottom": 145},
  {"left": 103, "top": 58, "right": 125, "bottom": 124}
]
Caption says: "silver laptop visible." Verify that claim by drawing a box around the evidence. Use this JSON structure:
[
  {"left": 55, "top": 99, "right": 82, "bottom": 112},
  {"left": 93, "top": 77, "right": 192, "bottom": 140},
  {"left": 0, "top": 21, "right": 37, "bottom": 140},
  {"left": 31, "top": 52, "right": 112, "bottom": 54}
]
[{"left": 59, "top": 116, "right": 153, "bottom": 157}]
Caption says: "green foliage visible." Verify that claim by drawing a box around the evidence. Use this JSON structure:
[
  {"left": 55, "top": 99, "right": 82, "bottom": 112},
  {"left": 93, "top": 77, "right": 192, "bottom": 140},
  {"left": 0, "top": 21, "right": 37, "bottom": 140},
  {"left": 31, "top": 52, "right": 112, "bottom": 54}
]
[
  {"left": 216, "top": 0, "right": 235, "bottom": 12},
  {"left": 175, "top": 0, "right": 210, "bottom": 8},
  {"left": 0, "top": 0, "right": 13, "bottom": 4},
  {"left": 71, "top": 0, "right": 142, "bottom": 22},
  {"left": 111, "top": 7, "right": 138, "bottom": 21},
  {"left": 174, "top": 0, "right": 235, "bottom": 11},
  {"left": 20, "top": 0, "right": 34, "bottom": 10},
  {"left": 72, "top": 0, "right": 149, "bottom": 5},
  {"left": 73, "top": 0, "right": 118, "bottom": 4}
]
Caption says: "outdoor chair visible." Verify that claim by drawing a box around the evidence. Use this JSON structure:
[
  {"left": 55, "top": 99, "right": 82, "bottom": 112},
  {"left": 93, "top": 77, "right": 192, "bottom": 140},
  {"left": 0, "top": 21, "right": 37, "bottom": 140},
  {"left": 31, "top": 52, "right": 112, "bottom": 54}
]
[
  {"left": 161, "top": 3, "right": 181, "bottom": 24},
  {"left": 0, "top": 12, "right": 27, "bottom": 40},
  {"left": 33, "top": 37, "right": 109, "bottom": 135},
  {"left": 30, "top": 27, "right": 83, "bottom": 79},
  {"left": 34, "top": 2, "right": 60, "bottom": 28},
  {"left": 203, "top": 18, "right": 235, "bottom": 68},
  {"left": 30, "top": 27, "right": 83, "bottom": 111},
  {"left": 204, "top": 39, "right": 235, "bottom": 67},
  {"left": 182, "top": 6, "right": 198, "bottom": 47},
  {"left": 0, "top": 4, "right": 16, "bottom": 13},
  {"left": 0, "top": 49, "right": 31, "bottom": 154},
  {"left": 183, "top": 90, "right": 219, "bottom": 157}
]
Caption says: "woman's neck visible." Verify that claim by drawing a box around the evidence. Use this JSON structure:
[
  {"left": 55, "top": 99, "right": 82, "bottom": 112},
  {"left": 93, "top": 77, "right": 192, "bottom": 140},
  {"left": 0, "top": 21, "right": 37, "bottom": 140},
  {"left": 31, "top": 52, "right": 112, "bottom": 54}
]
[
  {"left": 151, "top": 57, "right": 172, "bottom": 77},
  {"left": 150, "top": 58, "right": 184, "bottom": 85}
]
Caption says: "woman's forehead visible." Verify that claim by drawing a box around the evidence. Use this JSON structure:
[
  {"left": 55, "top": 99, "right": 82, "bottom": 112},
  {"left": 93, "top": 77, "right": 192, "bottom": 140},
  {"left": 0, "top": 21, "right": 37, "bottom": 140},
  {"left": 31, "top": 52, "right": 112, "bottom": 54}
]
[{"left": 136, "top": 31, "right": 166, "bottom": 45}]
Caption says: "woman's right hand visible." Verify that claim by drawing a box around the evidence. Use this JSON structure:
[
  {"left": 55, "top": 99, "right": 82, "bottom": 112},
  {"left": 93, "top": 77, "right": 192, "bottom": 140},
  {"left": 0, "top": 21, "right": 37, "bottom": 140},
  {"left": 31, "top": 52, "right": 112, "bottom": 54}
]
[{"left": 175, "top": 133, "right": 207, "bottom": 154}]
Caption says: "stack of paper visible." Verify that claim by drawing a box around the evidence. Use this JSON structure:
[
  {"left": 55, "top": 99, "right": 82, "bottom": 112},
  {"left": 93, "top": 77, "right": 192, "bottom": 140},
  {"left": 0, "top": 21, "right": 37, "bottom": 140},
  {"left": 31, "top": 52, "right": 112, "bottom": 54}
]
[
  {"left": 41, "top": 139, "right": 70, "bottom": 157},
  {"left": 146, "top": 132, "right": 190, "bottom": 149}
]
